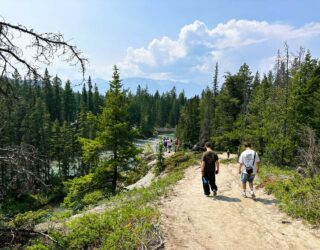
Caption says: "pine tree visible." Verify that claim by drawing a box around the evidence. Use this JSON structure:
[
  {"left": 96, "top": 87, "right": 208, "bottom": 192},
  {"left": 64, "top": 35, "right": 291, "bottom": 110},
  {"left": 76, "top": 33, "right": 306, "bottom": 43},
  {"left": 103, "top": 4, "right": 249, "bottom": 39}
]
[
  {"left": 61, "top": 121, "right": 74, "bottom": 178},
  {"left": 87, "top": 76, "right": 94, "bottom": 113},
  {"left": 52, "top": 75, "right": 62, "bottom": 122},
  {"left": 176, "top": 96, "right": 200, "bottom": 144},
  {"left": 93, "top": 83, "right": 101, "bottom": 115},
  {"left": 51, "top": 119, "right": 63, "bottom": 173},
  {"left": 97, "top": 66, "right": 140, "bottom": 193},
  {"left": 213, "top": 62, "right": 219, "bottom": 96},
  {"left": 199, "top": 87, "right": 214, "bottom": 144},
  {"left": 42, "top": 68, "right": 54, "bottom": 120},
  {"left": 63, "top": 80, "right": 76, "bottom": 123},
  {"left": 81, "top": 83, "right": 88, "bottom": 109}
]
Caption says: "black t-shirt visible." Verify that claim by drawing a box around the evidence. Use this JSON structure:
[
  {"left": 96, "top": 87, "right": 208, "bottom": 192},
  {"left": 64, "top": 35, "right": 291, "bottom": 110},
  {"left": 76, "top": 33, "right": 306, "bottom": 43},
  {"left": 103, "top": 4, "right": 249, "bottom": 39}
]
[{"left": 202, "top": 151, "right": 219, "bottom": 172}]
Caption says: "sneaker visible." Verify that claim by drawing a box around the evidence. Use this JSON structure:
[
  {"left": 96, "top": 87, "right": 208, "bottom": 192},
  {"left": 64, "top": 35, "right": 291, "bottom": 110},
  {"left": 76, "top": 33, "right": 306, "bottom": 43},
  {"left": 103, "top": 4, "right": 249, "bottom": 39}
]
[
  {"left": 241, "top": 191, "right": 247, "bottom": 198},
  {"left": 205, "top": 193, "right": 210, "bottom": 197},
  {"left": 250, "top": 191, "right": 256, "bottom": 198},
  {"left": 213, "top": 190, "right": 217, "bottom": 196}
]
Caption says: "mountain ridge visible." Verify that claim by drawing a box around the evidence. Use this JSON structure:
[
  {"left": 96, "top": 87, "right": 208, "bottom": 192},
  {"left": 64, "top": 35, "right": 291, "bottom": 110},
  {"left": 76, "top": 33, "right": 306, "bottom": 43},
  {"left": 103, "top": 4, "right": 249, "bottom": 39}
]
[{"left": 72, "top": 77, "right": 207, "bottom": 97}]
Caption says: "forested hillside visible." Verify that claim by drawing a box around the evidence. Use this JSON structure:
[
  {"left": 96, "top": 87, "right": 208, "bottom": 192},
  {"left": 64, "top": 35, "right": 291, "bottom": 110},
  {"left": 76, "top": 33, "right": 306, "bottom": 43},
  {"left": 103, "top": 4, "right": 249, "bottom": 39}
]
[
  {"left": 177, "top": 47, "right": 320, "bottom": 169},
  {"left": 0, "top": 66, "right": 185, "bottom": 211}
]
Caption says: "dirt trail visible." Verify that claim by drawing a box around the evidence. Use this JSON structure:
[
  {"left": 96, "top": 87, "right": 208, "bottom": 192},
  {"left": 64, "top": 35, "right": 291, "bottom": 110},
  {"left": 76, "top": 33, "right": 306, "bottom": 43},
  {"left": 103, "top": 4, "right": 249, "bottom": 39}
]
[{"left": 160, "top": 155, "right": 320, "bottom": 250}]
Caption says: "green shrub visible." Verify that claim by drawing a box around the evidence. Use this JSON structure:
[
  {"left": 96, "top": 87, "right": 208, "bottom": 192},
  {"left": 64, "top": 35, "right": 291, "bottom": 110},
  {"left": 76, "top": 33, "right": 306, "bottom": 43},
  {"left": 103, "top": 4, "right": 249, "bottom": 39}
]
[
  {"left": 259, "top": 164, "right": 320, "bottom": 224},
  {"left": 26, "top": 244, "right": 49, "bottom": 250},
  {"left": 49, "top": 209, "right": 73, "bottom": 222},
  {"left": 0, "top": 195, "right": 41, "bottom": 217},
  {"left": 82, "top": 190, "right": 105, "bottom": 206},
  {"left": 143, "top": 143, "right": 154, "bottom": 156},
  {"left": 54, "top": 206, "right": 159, "bottom": 249},
  {"left": 11, "top": 209, "right": 50, "bottom": 229},
  {"left": 63, "top": 174, "right": 95, "bottom": 210}
]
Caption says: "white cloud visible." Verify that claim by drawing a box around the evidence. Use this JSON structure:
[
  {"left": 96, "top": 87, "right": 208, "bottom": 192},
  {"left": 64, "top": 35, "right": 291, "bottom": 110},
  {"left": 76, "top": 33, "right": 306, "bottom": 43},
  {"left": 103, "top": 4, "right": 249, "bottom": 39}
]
[{"left": 119, "top": 19, "right": 320, "bottom": 84}]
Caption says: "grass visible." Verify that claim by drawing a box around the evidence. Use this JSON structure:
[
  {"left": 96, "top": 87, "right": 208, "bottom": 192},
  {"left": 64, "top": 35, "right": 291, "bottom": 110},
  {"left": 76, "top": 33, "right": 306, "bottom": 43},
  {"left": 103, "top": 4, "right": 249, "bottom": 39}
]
[
  {"left": 257, "top": 164, "right": 320, "bottom": 225},
  {"left": 25, "top": 152, "right": 200, "bottom": 249}
]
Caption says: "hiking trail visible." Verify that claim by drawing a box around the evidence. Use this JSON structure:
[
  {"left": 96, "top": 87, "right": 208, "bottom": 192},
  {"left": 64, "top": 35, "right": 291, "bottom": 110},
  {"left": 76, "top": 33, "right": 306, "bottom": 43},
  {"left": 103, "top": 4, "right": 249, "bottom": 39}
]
[{"left": 159, "top": 154, "right": 320, "bottom": 250}]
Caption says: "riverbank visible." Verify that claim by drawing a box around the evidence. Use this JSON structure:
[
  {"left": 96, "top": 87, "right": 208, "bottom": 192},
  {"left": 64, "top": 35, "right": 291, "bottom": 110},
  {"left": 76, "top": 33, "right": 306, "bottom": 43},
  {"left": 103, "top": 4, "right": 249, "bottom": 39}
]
[{"left": 19, "top": 152, "right": 200, "bottom": 249}]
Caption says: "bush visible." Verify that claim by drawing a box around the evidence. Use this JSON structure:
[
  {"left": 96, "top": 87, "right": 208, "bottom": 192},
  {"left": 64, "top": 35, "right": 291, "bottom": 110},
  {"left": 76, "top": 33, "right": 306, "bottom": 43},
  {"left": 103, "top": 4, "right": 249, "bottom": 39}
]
[
  {"left": 259, "top": 164, "right": 320, "bottom": 224},
  {"left": 49, "top": 209, "right": 73, "bottom": 222},
  {"left": 54, "top": 206, "right": 159, "bottom": 249},
  {"left": 63, "top": 174, "right": 95, "bottom": 210},
  {"left": 143, "top": 143, "right": 154, "bottom": 156},
  {"left": 26, "top": 244, "right": 49, "bottom": 250},
  {"left": 11, "top": 209, "right": 50, "bottom": 229},
  {"left": 81, "top": 190, "right": 105, "bottom": 206},
  {"left": 265, "top": 175, "right": 320, "bottom": 224}
]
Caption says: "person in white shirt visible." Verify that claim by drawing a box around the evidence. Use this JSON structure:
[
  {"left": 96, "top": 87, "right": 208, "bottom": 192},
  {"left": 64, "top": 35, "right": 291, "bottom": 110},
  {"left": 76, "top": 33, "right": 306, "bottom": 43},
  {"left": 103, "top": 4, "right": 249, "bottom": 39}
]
[{"left": 238, "top": 142, "right": 260, "bottom": 198}]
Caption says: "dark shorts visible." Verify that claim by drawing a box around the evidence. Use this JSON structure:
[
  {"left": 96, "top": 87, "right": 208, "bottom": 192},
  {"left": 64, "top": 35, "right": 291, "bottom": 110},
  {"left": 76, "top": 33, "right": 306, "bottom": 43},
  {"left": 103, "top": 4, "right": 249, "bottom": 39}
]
[{"left": 241, "top": 173, "right": 255, "bottom": 183}]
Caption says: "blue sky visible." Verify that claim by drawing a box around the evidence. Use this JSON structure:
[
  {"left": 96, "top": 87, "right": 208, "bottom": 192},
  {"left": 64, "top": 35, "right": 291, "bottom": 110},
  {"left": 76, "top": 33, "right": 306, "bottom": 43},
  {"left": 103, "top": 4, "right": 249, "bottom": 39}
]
[{"left": 2, "top": 0, "right": 320, "bottom": 89}]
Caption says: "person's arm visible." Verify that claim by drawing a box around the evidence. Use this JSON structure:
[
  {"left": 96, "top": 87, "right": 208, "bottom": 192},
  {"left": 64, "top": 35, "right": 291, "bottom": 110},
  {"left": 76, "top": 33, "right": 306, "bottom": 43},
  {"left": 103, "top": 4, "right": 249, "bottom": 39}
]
[
  {"left": 238, "top": 153, "right": 243, "bottom": 174},
  {"left": 215, "top": 160, "right": 220, "bottom": 174},
  {"left": 201, "top": 161, "right": 205, "bottom": 176},
  {"left": 255, "top": 152, "right": 260, "bottom": 174}
]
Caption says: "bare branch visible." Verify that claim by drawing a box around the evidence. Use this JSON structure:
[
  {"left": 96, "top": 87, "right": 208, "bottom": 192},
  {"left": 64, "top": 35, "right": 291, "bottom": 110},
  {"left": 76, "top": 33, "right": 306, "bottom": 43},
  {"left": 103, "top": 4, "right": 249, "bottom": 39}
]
[
  {"left": 0, "top": 20, "right": 88, "bottom": 84},
  {"left": 0, "top": 144, "right": 49, "bottom": 199}
]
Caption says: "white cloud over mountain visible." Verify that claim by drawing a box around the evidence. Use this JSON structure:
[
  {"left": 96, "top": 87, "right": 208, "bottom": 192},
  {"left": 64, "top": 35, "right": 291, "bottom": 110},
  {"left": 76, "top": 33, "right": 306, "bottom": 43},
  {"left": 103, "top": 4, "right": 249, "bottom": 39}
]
[{"left": 119, "top": 19, "right": 320, "bottom": 85}]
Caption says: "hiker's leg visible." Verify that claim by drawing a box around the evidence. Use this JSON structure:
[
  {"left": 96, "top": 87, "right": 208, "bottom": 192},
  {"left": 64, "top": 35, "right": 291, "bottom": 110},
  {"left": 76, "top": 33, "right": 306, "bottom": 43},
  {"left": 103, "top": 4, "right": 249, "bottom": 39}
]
[
  {"left": 248, "top": 174, "right": 255, "bottom": 191},
  {"left": 202, "top": 172, "right": 210, "bottom": 195},
  {"left": 208, "top": 172, "right": 217, "bottom": 191},
  {"left": 241, "top": 173, "right": 247, "bottom": 189},
  {"left": 241, "top": 173, "right": 247, "bottom": 194}
]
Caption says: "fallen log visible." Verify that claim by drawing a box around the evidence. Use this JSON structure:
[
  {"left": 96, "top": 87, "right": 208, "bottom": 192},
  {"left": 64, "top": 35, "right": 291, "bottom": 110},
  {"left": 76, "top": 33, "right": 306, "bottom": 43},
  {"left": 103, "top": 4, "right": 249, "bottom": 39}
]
[{"left": 0, "top": 227, "right": 58, "bottom": 247}]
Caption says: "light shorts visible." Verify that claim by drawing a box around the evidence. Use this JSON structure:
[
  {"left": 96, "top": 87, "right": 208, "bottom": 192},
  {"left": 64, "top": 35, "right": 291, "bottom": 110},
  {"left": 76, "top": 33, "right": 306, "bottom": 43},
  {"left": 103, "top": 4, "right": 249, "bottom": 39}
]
[{"left": 241, "top": 173, "right": 255, "bottom": 183}]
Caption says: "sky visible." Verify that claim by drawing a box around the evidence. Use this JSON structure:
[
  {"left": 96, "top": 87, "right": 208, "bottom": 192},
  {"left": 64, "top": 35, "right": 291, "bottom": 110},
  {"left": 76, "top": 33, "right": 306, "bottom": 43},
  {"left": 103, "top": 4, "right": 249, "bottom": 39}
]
[{"left": 2, "top": 0, "right": 320, "bottom": 90}]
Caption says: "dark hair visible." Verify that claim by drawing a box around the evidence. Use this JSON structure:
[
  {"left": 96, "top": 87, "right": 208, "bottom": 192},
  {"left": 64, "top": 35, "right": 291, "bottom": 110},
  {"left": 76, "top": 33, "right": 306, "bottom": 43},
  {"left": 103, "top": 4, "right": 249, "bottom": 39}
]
[
  {"left": 244, "top": 142, "right": 251, "bottom": 148},
  {"left": 205, "top": 142, "right": 212, "bottom": 149}
]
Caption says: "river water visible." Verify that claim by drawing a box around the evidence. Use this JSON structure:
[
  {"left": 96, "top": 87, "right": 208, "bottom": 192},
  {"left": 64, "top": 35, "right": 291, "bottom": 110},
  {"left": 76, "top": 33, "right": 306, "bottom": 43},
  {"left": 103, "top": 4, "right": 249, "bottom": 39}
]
[{"left": 51, "top": 132, "right": 175, "bottom": 175}]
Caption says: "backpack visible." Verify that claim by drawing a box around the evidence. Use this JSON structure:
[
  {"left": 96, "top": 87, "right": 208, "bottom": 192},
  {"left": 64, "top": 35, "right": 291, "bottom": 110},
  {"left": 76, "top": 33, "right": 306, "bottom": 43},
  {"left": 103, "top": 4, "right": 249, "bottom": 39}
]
[{"left": 245, "top": 152, "right": 256, "bottom": 175}]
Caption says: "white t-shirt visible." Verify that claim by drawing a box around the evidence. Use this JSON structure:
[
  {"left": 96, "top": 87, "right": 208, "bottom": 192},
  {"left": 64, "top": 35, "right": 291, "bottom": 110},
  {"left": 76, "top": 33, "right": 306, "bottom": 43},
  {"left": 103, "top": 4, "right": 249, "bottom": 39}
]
[{"left": 239, "top": 149, "right": 260, "bottom": 174}]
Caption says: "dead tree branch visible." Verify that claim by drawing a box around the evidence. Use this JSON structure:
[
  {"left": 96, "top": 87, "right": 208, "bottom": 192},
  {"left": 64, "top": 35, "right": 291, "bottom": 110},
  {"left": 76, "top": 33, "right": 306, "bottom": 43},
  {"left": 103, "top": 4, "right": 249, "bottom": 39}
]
[{"left": 0, "top": 19, "right": 88, "bottom": 82}]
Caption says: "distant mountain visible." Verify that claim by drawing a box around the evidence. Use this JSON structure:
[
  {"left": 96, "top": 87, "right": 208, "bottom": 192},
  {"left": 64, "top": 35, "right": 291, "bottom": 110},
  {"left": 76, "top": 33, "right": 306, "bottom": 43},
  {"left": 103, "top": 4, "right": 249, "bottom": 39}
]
[{"left": 72, "top": 77, "right": 206, "bottom": 97}]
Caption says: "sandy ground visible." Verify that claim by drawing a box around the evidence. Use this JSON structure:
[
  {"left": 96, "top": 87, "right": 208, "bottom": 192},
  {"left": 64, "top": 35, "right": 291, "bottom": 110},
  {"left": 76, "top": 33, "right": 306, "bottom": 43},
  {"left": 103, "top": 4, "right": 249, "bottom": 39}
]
[{"left": 160, "top": 155, "right": 320, "bottom": 250}]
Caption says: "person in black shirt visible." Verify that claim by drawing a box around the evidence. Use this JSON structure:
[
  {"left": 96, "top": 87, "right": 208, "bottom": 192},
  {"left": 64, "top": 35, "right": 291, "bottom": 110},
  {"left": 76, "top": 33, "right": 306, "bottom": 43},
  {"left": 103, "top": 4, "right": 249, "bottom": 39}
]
[{"left": 201, "top": 142, "right": 219, "bottom": 196}]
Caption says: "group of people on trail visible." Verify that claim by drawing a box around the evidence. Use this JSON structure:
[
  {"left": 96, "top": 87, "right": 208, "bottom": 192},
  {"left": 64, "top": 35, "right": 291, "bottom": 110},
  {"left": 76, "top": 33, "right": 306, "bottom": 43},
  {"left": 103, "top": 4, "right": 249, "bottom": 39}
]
[
  {"left": 162, "top": 137, "right": 180, "bottom": 153},
  {"left": 201, "top": 142, "right": 260, "bottom": 198}
]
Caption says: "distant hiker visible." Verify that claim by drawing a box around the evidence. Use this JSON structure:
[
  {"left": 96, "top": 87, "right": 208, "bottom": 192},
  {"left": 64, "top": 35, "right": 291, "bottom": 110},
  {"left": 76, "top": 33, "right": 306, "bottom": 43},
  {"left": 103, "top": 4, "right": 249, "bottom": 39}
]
[
  {"left": 227, "top": 149, "right": 230, "bottom": 159},
  {"left": 167, "top": 139, "right": 173, "bottom": 153},
  {"left": 201, "top": 142, "right": 219, "bottom": 196},
  {"left": 238, "top": 142, "right": 260, "bottom": 198},
  {"left": 163, "top": 137, "right": 168, "bottom": 151},
  {"left": 175, "top": 137, "right": 180, "bottom": 152}
]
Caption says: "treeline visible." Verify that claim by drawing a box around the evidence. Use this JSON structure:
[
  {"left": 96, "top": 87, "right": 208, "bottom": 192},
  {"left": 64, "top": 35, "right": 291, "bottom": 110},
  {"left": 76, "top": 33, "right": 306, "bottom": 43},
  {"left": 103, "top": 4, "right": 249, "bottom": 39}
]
[
  {"left": 177, "top": 46, "right": 320, "bottom": 167},
  {"left": 0, "top": 68, "right": 185, "bottom": 203}
]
